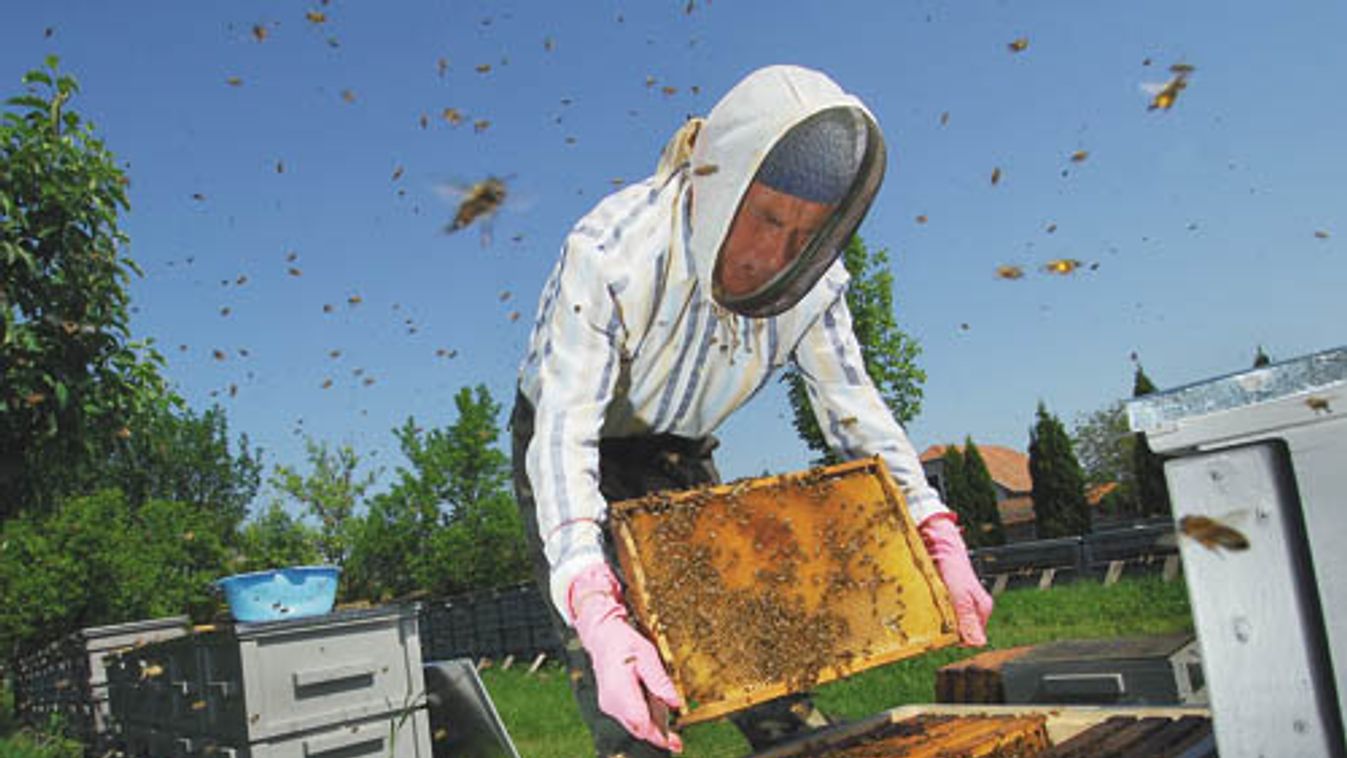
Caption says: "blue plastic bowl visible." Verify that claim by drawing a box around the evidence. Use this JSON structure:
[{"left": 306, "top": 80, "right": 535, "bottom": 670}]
[{"left": 216, "top": 566, "right": 341, "bottom": 622}]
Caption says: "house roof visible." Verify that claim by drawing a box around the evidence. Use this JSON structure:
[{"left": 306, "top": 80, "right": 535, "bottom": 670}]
[{"left": 920, "top": 444, "right": 1032, "bottom": 494}]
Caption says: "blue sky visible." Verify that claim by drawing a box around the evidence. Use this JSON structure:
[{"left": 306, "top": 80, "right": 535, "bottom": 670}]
[{"left": 4, "top": 1, "right": 1344, "bottom": 507}]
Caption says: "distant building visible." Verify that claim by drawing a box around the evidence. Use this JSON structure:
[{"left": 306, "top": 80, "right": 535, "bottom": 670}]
[
  {"left": 919, "top": 445, "right": 1124, "bottom": 541},
  {"left": 919, "top": 444, "right": 1037, "bottom": 542}
]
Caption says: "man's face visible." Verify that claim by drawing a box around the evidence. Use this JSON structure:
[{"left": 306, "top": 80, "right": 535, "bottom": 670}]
[{"left": 716, "top": 181, "right": 837, "bottom": 298}]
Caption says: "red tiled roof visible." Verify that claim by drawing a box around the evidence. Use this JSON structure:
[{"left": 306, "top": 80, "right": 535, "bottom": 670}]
[
  {"left": 1086, "top": 482, "right": 1119, "bottom": 506},
  {"left": 920, "top": 443, "right": 1032, "bottom": 494}
]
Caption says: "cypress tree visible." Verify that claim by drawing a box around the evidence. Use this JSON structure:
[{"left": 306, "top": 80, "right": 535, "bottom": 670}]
[
  {"left": 1131, "top": 365, "right": 1172, "bottom": 518},
  {"left": 939, "top": 446, "right": 977, "bottom": 539},
  {"left": 1029, "top": 402, "right": 1092, "bottom": 538},
  {"left": 963, "top": 437, "right": 1006, "bottom": 546}
]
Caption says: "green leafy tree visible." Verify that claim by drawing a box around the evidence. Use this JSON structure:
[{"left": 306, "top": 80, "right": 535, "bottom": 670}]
[
  {"left": 962, "top": 438, "right": 1006, "bottom": 547},
  {"left": 235, "top": 503, "right": 321, "bottom": 575},
  {"left": 270, "top": 439, "right": 376, "bottom": 573},
  {"left": 785, "top": 236, "right": 926, "bottom": 464},
  {"left": 1, "top": 58, "right": 172, "bottom": 517},
  {"left": 1071, "top": 401, "right": 1140, "bottom": 517},
  {"left": 0, "top": 490, "right": 228, "bottom": 657},
  {"left": 91, "top": 404, "right": 261, "bottom": 541},
  {"left": 1028, "top": 402, "right": 1091, "bottom": 538},
  {"left": 1131, "top": 365, "right": 1172, "bottom": 518},
  {"left": 346, "top": 385, "right": 528, "bottom": 601}
]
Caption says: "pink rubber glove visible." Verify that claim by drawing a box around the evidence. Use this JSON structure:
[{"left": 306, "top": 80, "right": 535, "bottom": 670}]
[
  {"left": 568, "top": 562, "right": 685, "bottom": 753},
  {"left": 919, "top": 513, "right": 994, "bottom": 646}
]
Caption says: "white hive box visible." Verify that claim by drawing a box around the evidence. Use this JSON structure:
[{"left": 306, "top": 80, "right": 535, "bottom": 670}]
[{"left": 1127, "top": 346, "right": 1347, "bottom": 758}]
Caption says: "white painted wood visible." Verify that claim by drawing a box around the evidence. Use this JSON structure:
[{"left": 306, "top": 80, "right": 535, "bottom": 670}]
[
  {"left": 1165, "top": 445, "right": 1338, "bottom": 757},
  {"left": 1104, "top": 561, "right": 1125, "bottom": 586},
  {"left": 1037, "top": 568, "right": 1056, "bottom": 590},
  {"left": 991, "top": 575, "right": 1009, "bottom": 596}
]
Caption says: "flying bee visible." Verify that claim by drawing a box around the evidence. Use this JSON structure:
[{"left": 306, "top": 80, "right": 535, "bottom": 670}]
[
  {"left": 1178, "top": 513, "right": 1249, "bottom": 553},
  {"left": 439, "top": 176, "right": 509, "bottom": 246},
  {"left": 990, "top": 167, "right": 1003, "bottom": 185},
  {"left": 1142, "top": 64, "right": 1194, "bottom": 111},
  {"left": 1042, "top": 258, "right": 1084, "bottom": 275},
  {"left": 995, "top": 264, "right": 1025, "bottom": 280},
  {"left": 1007, "top": 37, "right": 1029, "bottom": 53}
]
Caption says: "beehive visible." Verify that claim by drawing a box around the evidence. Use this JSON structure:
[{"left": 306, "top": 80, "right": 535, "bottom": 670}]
[
  {"left": 804, "top": 714, "right": 1050, "bottom": 758},
  {"left": 610, "top": 457, "right": 959, "bottom": 725}
]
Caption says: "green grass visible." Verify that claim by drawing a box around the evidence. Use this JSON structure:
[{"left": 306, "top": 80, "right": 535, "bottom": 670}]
[
  {"left": 0, "top": 687, "right": 83, "bottom": 758},
  {"left": 480, "top": 575, "right": 1193, "bottom": 758}
]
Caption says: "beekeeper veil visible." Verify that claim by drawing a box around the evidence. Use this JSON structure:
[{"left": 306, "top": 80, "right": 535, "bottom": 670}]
[{"left": 686, "top": 65, "right": 887, "bottom": 318}]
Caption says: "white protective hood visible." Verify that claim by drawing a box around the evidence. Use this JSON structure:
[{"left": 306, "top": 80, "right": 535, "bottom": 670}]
[{"left": 684, "top": 65, "right": 886, "bottom": 317}]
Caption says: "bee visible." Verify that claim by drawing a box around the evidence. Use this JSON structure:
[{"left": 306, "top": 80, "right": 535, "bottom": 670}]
[
  {"left": 252, "top": 25, "right": 269, "bottom": 43},
  {"left": 322, "top": 304, "right": 334, "bottom": 313},
  {"left": 1305, "top": 396, "right": 1332, "bottom": 414},
  {"left": 661, "top": 86, "right": 678, "bottom": 97},
  {"left": 1314, "top": 230, "right": 1330, "bottom": 240},
  {"left": 473, "top": 119, "right": 491, "bottom": 133},
  {"left": 305, "top": 10, "right": 327, "bottom": 24},
  {"left": 693, "top": 164, "right": 719, "bottom": 177},
  {"left": 348, "top": 294, "right": 363, "bottom": 306},
  {"left": 1178, "top": 514, "right": 1249, "bottom": 553},
  {"left": 939, "top": 111, "right": 950, "bottom": 126},
  {"left": 220, "top": 307, "right": 231, "bottom": 317},
  {"left": 1045, "top": 223, "right": 1058, "bottom": 233},
  {"left": 995, "top": 264, "right": 1025, "bottom": 280},
  {"left": 321, "top": 379, "right": 333, "bottom": 389},
  {"left": 1007, "top": 37, "right": 1029, "bottom": 53},
  {"left": 1042, "top": 258, "right": 1084, "bottom": 275},
  {"left": 915, "top": 214, "right": 928, "bottom": 224},
  {"left": 441, "top": 177, "right": 509, "bottom": 246},
  {"left": 1142, "top": 66, "right": 1194, "bottom": 111},
  {"left": 475, "top": 63, "right": 492, "bottom": 74},
  {"left": 391, "top": 165, "right": 404, "bottom": 181},
  {"left": 990, "top": 167, "right": 1003, "bottom": 186},
  {"left": 287, "top": 267, "right": 303, "bottom": 277},
  {"left": 226, "top": 76, "right": 243, "bottom": 87},
  {"left": 286, "top": 251, "right": 299, "bottom": 262},
  {"left": 212, "top": 350, "right": 227, "bottom": 361},
  {"left": 340, "top": 89, "right": 356, "bottom": 104},
  {"left": 437, "top": 57, "right": 449, "bottom": 77},
  {"left": 236, "top": 274, "right": 248, "bottom": 285},
  {"left": 441, "top": 108, "right": 464, "bottom": 126},
  {"left": 1070, "top": 150, "right": 1089, "bottom": 163}
]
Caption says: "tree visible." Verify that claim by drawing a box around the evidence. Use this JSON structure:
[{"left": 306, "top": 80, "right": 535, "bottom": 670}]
[
  {"left": 1131, "top": 365, "right": 1172, "bottom": 518},
  {"left": 92, "top": 404, "right": 262, "bottom": 541},
  {"left": 1252, "top": 345, "right": 1272, "bottom": 368},
  {"left": 1, "top": 58, "right": 173, "bottom": 517},
  {"left": 938, "top": 445, "right": 973, "bottom": 530},
  {"left": 1071, "top": 401, "right": 1140, "bottom": 517},
  {"left": 270, "top": 439, "right": 376, "bottom": 576},
  {"left": 962, "top": 438, "right": 1006, "bottom": 547},
  {"left": 785, "top": 235, "right": 926, "bottom": 464},
  {"left": 346, "top": 385, "right": 529, "bottom": 601},
  {"left": 0, "top": 490, "right": 228, "bottom": 656},
  {"left": 235, "top": 503, "right": 321, "bottom": 575},
  {"left": 1028, "top": 402, "right": 1091, "bottom": 538}
]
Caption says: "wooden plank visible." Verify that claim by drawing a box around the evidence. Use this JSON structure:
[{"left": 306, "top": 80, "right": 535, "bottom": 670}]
[
  {"left": 500, "top": 654, "right": 514, "bottom": 670},
  {"left": 1104, "top": 560, "right": 1126, "bottom": 586},
  {"left": 1037, "top": 568, "right": 1057, "bottom": 590},
  {"left": 527, "top": 653, "right": 547, "bottom": 674},
  {"left": 1162, "top": 554, "right": 1181, "bottom": 582},
  {"left": 991, "top": 574, "right": 1010, "bottom": 596}
]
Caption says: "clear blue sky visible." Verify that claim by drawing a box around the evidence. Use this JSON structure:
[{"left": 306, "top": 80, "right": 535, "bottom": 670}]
[{"left": 4, "top": 1, "right": 1344, "bottom": 507}]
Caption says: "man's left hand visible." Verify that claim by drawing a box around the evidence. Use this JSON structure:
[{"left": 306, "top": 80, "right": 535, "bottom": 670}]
[{"left": 919, "top": 513, "right": 994, "bottom": 646}]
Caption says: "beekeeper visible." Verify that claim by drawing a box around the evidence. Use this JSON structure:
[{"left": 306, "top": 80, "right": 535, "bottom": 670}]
[{"left": 511, "top": 64, "right": 992, "bottom": 756}]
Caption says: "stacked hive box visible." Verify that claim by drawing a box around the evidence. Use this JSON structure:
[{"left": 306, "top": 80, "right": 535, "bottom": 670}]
[
  {"left": 13, "top": 616, "right": 188, "bottom": 755},
  {"left": 106, "top": 605, "right": 431, "bottom": 757}
]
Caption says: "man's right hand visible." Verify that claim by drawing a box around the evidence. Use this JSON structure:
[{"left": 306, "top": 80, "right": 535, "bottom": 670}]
[{"left": 569, "top": 562, "right": 685, "bottom": 753}]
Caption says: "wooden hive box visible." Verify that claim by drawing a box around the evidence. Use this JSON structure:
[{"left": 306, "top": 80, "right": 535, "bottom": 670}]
[{"left": 610, "top": 457, "right": 960, "bottom": 725}]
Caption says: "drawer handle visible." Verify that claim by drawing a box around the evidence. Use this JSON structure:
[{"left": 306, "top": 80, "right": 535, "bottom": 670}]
[
  {"left": 1041, "top": 672, "right": 1125, "bottom": 697},
  {"left": 293, "top": 662, "right": 378, "bottom": 690},
  {"left": 302, "top": 731, "right": 384, "bottom": 757}
]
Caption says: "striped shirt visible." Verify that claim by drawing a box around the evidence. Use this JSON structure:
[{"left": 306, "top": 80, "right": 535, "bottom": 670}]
[{"left": 517, "top": 174, "right": 948, "bottom": 619}]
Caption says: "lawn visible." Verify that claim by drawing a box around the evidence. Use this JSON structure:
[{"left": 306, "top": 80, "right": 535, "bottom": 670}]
[{"left": 482, "top": 575, "right": 1193, "bottom": 758}]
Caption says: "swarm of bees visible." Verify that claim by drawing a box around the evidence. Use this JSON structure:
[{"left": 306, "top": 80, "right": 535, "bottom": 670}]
[{"left": 1144, "top": 63, "right": 1195, "bottom": 111}]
